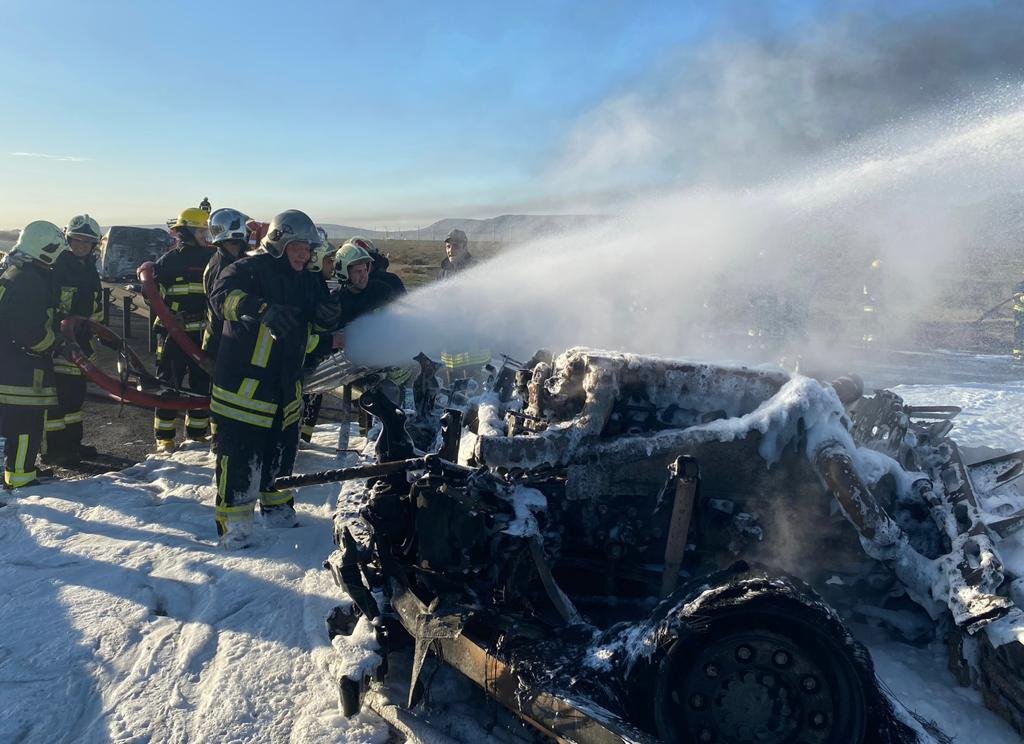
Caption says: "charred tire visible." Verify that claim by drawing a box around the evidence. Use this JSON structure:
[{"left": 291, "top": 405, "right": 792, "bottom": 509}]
[{"left": 651, "top": 599, "right": 867, "bottom": 743}]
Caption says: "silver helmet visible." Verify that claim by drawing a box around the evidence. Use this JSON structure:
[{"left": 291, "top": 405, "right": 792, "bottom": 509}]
[
  {"left": 209, "top": 208, "right": 250, "bottom": 245},
  {"left": 261, "top": 209, "right": 322, "bottom": 258}
]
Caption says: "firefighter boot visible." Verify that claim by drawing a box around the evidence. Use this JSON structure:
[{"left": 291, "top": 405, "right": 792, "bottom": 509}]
[{"left": 218, "top": 517, "right": 256, "bottom": 550}]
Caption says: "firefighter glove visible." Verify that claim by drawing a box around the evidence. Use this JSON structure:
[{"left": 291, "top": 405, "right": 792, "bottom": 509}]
[
  {"left": 314, "top": 299, "right": 342, "bottom": 330},
  {"left": 260, "top": 304, "right": 302, "bottom": 337}
]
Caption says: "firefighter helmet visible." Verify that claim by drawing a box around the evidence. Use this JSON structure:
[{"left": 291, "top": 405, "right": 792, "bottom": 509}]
[
  {"left": 335, "top": 242, "right": 373, "bottom": 282},
  {"left": 12, "top": 221, "right": 67, "bottom": 267},
  {"left": 171, "top": 207, "right": 210, "bottom": 230},
  {"left": 209, "top": 208, "right": 250, "bottom": 245},
  {"left": 65, "top": 214, "right": 102, "bottom": 244},
  {"left": 261, "top": 209, "right": 322, "bottom": 258},
  {"left": 349, "top": 235, "right": 379, "bottom": 255},
  {"left": 308, "top": 228, "right": 332, "bottom": 271}
]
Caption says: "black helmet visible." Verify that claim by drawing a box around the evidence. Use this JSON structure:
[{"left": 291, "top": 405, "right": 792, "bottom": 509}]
[{"left": 261, "top": 210, "right": 322, "bottom": 258}]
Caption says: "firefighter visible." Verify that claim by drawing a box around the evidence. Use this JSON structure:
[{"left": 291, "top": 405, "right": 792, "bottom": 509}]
[
  {"left": 208, "top": 209, "right": 339, "bottom": 548},
  {"left": 0, "top": 221, "right": 67, "bottom": 488},
  {"left": 199, "top": 196, "right": 212, "bottom": 213},
  {"left": 436, "top": 228, "right": 490, "bottom": 379},
  {"left": 299, "top": 237, "right": 343, "bottom": 443},
  {"left": 861, "top": 257, "right": 885, "bottom": 348},
  {"left": 43, "top": 215, "right": 104, "bottom": 466},
  {"left": 335, "top": 242, "right": 409, "bottom": 431},
  {"left": 335, "top": 242, "right": 403, "bottom": 324},
  {"left": 437, "top": 228, "right": 476, "bottom": 279},
  {"left": 349, "top": 235, "right": 406, "bottom": 294},
  {"left": 202, "top": 208, "right": 249, "bottom": 360},
  {"left": 151, "top": 208, "right": 214, "bottom": 452}
]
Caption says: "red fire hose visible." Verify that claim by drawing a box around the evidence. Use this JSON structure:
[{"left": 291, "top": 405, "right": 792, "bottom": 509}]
[
  {"left": 136, "top": 261, "right": 214, "bottom": 375},
  {"left": 60, "top": 316, "right": 211, "bottom": 410}
]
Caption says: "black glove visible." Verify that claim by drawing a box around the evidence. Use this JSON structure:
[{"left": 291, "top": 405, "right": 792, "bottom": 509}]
[
  {"left": 260, "top": 304, "right": 302, "bottom": 337},
  {"left": 44, "top": 338, "right": 69, "bottom": 360},
  {"left": 314, "top": 299, "right": 342, "bottom": 330}
]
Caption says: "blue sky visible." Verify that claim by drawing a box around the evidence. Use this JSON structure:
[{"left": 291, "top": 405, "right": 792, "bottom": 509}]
[{"left": 0, "top": 0, "right": 957, "bottom": 228}]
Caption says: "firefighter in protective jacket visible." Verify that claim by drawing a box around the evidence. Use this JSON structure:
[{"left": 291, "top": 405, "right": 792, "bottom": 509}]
[
  {"left": 299, "top": 233, "right": 341, "bottom": 443},
  {"left": 202, "top": 208, "right": 249, "bottom": 361},
  {"left": 152, "top": 207, "right": 213, "bottom": 451},
  {"left": 437, "top": 228, "right": 490, "bottom": 379},
  {"left": 208, "top": 209, "right": 339, "bottom": 549},
  {"left": 44, "top": 214, "right": 104, "bottom": 465},
  {"left": 0, "top": 222, "right": 67, "bottom": 488}
]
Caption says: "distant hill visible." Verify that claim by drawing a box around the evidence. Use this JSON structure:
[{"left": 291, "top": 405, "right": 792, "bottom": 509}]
[{"left": 321, "top": 214, "right": 609, "bottom": 243}]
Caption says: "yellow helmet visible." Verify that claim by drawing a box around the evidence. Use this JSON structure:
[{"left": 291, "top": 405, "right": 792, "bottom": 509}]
[{"left": 172, "top": 207, "right": 210, "bottom": 230}]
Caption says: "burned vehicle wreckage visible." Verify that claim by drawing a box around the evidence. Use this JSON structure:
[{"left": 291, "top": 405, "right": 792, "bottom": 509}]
[{"left": 293, "top": 348, "right": 1024, "bottom": 743}]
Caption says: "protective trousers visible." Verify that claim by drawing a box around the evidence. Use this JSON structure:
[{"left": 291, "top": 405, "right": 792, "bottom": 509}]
[
  {"left": 212, "top": 407, "right": 298, "bottom": 535},
  {"left": 154, "top": 332, "right": 211, "bottom": 442},
  {"left": 300, "top": 393, "right": 322, "bottom": 442},
  {"left": 46, "top": 372, "right": 87, "bottom": 458},
  {"left": 2, "top": 406, "right": 45, "bottom": 487}
]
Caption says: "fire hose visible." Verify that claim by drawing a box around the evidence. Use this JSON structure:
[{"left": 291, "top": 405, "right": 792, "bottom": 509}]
[
  {"left": 136, "top": 261, "right": 215, "bottom": 375},
  {"left": 60, "top": 316, "right": 211, "bottom": 410}
]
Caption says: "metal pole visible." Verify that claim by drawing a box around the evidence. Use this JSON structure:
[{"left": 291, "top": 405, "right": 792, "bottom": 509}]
[
  {"left": 337, "top": 385, "right": 352, "bottom": 452},
  {"left": 122, "top": 295, "right": 133, "bottom": 339},
  {"left": 102, "top": 287, "right": 112, "bottom": 326},
  {"left": 660, "top": 455, "right": 699, "bottom": 598}
]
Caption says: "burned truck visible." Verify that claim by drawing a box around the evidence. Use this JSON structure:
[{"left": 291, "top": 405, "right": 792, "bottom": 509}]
[{"left": 305, "top": 348, "right": 1024, "bottom": 743}]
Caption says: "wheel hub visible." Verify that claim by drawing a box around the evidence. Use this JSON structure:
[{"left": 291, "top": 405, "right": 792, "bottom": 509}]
[{"left": 674, "top": 630, "right": 837, "bottom": 743}]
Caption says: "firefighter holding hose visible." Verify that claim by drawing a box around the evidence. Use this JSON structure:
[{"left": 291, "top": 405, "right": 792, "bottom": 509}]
[
  {"left": 0, "top": 221, "right": 67, "bottom": 488},
  {"left": 151, "top": 208, "right": 214, "bottom": 452},
  {"left": 208, "top": 209, "right": 340, "bottom": 548},
  {"left": 43, "top": 215, "right": 104, "bottom": 466}
]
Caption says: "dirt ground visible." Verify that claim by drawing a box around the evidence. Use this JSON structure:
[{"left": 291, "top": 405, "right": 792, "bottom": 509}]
[{"left": 78, "top": 288, "right": 163, "bottom": 466}]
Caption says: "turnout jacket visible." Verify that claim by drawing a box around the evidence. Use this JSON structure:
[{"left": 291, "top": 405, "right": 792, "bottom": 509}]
[
  {"left": 209, "top": 253, "right": 334, "bottom": 429},
  {"left": 201, "top": 246, "right": 241, "bottom": 359},
  {"left": 153, "top": 242, "right": 213, "bottom": 334},
  {"left": 0, "top": 260, "right": 58, "bottom": 407},
  {"left": 337, "top": 278, "right": 401, "bottom": 327},
  {"left": 51, "top": 250, "right": 103, "bottom": 375},
  {"left": 370, "top": 252, "right": 407, "bottom": 295}
]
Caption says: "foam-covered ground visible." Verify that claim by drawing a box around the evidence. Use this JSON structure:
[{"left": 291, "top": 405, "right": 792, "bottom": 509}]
[
  {"left": 2, "top": 379, "right": 1023, "bottom": 742},
  {"left": 0, "top": 430, "right": 390, "bottom": 744}
]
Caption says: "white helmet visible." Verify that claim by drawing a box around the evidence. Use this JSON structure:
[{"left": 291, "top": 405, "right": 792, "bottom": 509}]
[
  {"left": 335, "top": 242, "right": 373, "bottom": 282},
  {"left": 209, "top": 208, "right": 250, "bottom": 244},
  {"left": 12, "top": 221, "right": 67, "bottom": 267},
  {"left": 349, "top": 235, "right": 379, "bottom": 256},
  {"left": 307, "top": 229, "right": 330, "bottom": 272},
  {"left": 65, "top": 214, "right": 102, "bottom": 244}
]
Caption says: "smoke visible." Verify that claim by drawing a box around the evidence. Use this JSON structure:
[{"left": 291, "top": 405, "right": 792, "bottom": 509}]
[
  {"left": 345, "top": 5, "right": 1024, "bottom": 373},
  {"left": 553, "top": 2, "right": 1024, "bottom": 194}
]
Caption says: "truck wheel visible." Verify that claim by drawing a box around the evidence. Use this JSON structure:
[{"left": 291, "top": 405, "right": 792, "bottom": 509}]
[{"left": 652, "top": 605, "right": 867, "bottom": 743}]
